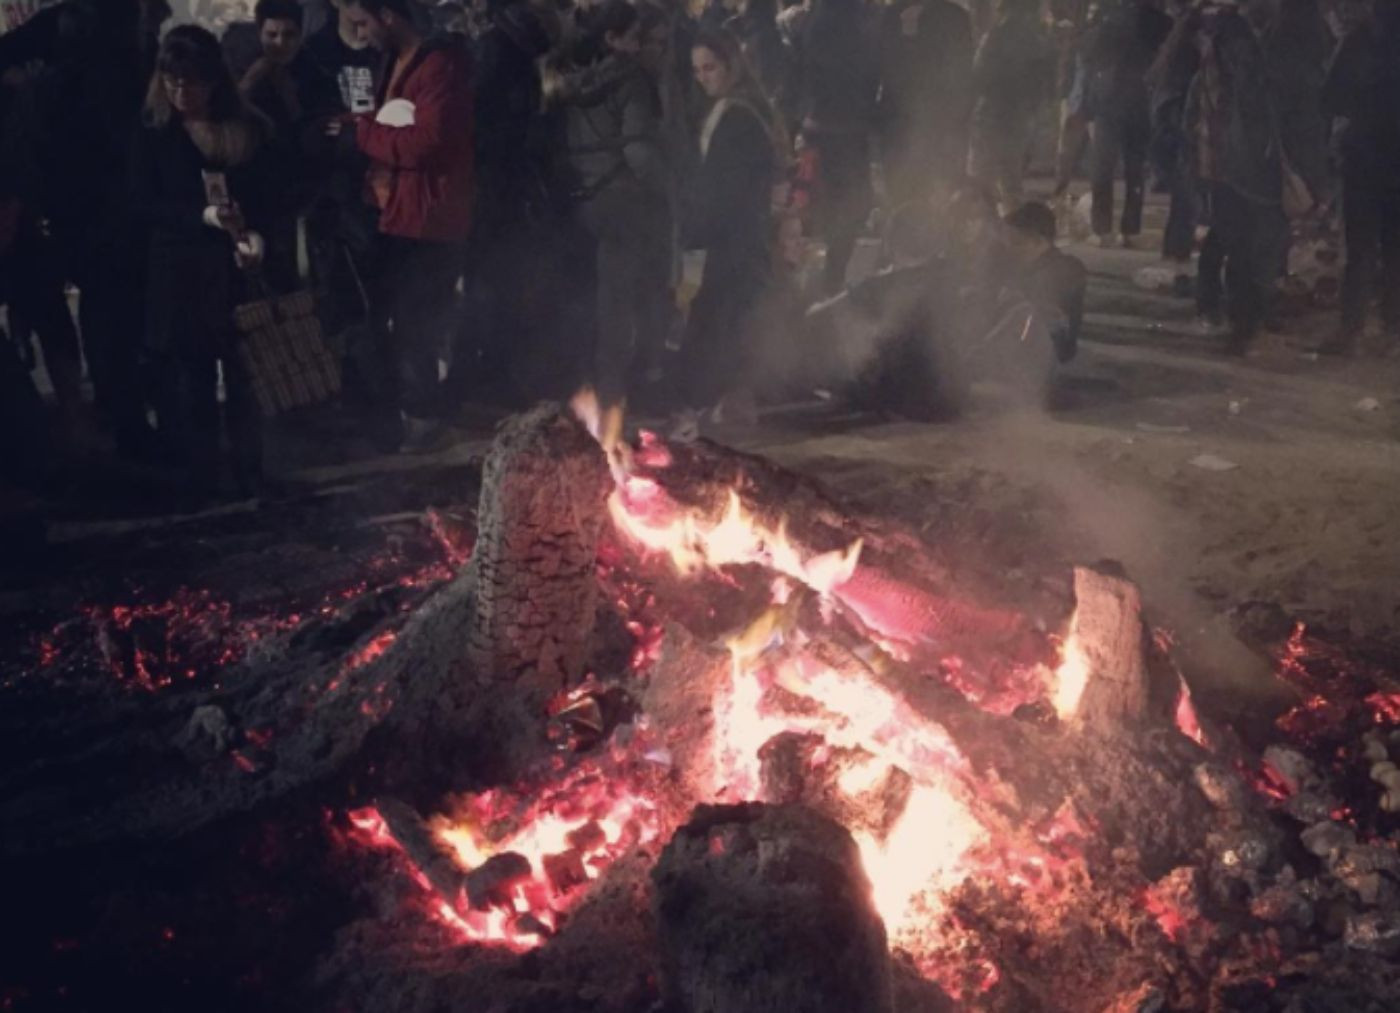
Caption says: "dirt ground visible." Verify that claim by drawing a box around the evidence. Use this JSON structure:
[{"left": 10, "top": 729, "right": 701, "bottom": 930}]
[{"left": 744, "top": 197, "right": 1400, "bottom": 720}]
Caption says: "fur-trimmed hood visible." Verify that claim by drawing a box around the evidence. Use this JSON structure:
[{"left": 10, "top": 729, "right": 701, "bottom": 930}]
[{"left": 180, "top": 113, "right": 269, "bottom": 168}]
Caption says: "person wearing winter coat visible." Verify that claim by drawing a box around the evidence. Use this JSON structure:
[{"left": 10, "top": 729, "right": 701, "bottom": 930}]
[
  {"left": 1081, "top": 0, "right": 1172, "bottom": 246},
  {"left": 131, "top": 25, "right": 277, "bottom": 498},
  {"left": 447, "top": 0, "right": 553, "bottom": 400},
  {"left": 798, "top": 0, "right": 878, "bottom": 293},
  {"left": 877, "top": 0, "right": 974, "bottom": 206},
  {"left": 549, "top": 0, "right": 671, "bottom": 407},
  {"left": 1146, "top": 2, "right": 1202, "bottom": 268},
  {"left": 725, "top": 0, "right": 793, "bottom": 129},
  {"left": 674, "top": 28, "right": 779, "bottom": 430},
  {"left": 0, "top": 0, "right": 170, "bottom": 460},
  {"left": 1183, "top": 2, "right": 1289, "bottom": 355},
  {"left": 347, "top": 0, "right": 475, "bottom": 450},
  {"left": 967, "top": 0, "right": 1055, "bottom": 211},
  {"left": 1321, "top": 0, "right": 1400, "bottom": 354}
]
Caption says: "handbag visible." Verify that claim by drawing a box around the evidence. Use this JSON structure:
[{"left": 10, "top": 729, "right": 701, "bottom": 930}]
[{"left": 233, "top": 280, "right": 341, "bottom": 417}]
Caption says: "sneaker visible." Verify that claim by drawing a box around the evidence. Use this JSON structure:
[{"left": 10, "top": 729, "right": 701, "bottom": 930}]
[
  {"left": 1119, "top": 234, "right": 1138, "bottom": 250},
  {"left": 1196, "top": 313, "right": 1228, "bottom": 336},
  {"left": 1088, "top": 233, "right": 1112, "bottom": 248}
]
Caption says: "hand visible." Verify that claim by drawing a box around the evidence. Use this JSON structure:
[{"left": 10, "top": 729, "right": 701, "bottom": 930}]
[
  {"left": 242, "top": 55, "right": 278, "bottom": 86},
  {"left": 324, "top": 113, "right": 353, "bottom": 138},
  {"left": 203, "top": 202, "right": 245, "bottom": 234},
  {"left": 234, "top": 231, "right": 266, "bottom": 270}
]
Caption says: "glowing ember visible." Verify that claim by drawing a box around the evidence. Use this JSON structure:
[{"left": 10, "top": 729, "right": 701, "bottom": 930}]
[
  {"left": 1174, "top": 675, "right": 1209, "bottom": 748},
  {"left": 854, "top": 782, "right": 985, "bottom": 934},
  {"left": 347, "top": 758, "right": 662, "bottom": 951}
]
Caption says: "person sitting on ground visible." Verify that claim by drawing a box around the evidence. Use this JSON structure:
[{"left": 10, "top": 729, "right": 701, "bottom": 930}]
[
  {"left": 801, "top": 201, "right": 968, "bottom": 419},
  {"left": 1002, "top": 199, "right": 1085, "bottom": 363}
]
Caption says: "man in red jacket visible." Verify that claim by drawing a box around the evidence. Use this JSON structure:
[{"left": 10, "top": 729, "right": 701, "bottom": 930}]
[{"left": 346, "top": 0, "right": 473, "bottom": 451}]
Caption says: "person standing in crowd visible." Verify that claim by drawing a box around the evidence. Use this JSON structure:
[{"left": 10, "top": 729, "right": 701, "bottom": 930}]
[
  {"left": 1147, "top": 0, "right": 1202, "bottom": 284},
  {"left": 132, "top": 25, "right": 275, "bottom": 499},
  {"left": 452, "top": 0, "right": 552, "bottom": 402},
  {"left": 1081, "top": 0, "right": 1172, "bottom": 247},
  {"left": 725, "top": 0, "right": 792, "bottom": 128},
  {"left": 968, "top": 0, "right": 1054, "bottom": 212},
  {"left": 1184, "top": 1, "right": 1288, "bottom": 355},
  {"left": 877, "top": 0, "right": 974, "bottom": 207},
  {"left": 299, "top": 0, "right": 382, "bottom": 410},
  {"left": 674, "top": 29, "right": 779, "bottom": 435},
  {"left": 347, "top": 0, "right": 474, "bottom": 451},
  {"left": 305, "top": 0, "right": 381, "bottom": 114},
  {"left": 0, "top": 0, "right": 171, "bottom": 461},
  {"left": 798, "top": 0, "right": 877, "bottom": 294},
  {"left": 239, "top": 0, "right": 336, "bottom": 135},
  {"left": 1049, "top": 0, "right": 1090, "bottom": 207},
  {"left": 551, "top": 0, "right": 670, "bottom": 408},
  {"left": 1322, "top": 0, "right": 1400, "bottom": 354}
]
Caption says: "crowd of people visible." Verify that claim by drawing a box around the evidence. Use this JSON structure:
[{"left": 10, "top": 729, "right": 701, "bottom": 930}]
[{"left": 0, "top": 0, "right": 1397, "bottom": 504}]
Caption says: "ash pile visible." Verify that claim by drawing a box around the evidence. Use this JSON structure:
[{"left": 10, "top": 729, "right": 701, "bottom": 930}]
[{"left": 5, "top": 399, "right": 1400, "bottom": 1013}]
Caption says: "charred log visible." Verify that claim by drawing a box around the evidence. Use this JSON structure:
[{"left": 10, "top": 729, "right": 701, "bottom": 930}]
[
  {"left": 652, "top": 802, "right": 895, "bottom": 1013},
  {"left": 461, "top": 404, "right": 611, "bottom": 698}
]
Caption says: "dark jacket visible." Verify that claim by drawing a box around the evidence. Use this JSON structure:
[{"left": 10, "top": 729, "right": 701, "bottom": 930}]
[
  {"left": 972, "top": 12, "right": 1054, "bottom": 126},
  {"left": 243, "top": 53, "right": 342, "bottom": 138},
  {"left": 559, "top": 54, "right": 667, "bottom": 203},
  {"left": 726, "top": 9, "right": 792, "bottom": 123},
  {"left": 0, "top": 0, "right": 155, "bottom": 254},
  {"left": 1323, "top": 12, "right": 1400, "bottom": 182},
  {"left": 130, "top": 116, "right": 277, "bottom": 355},
  {"left": 684, "top": 99, "right": 774, "bottom": 276},
  {"left": 356, "top": 35, "right": 475, "bottom": 242},
  {"left": 1081, "top": 0, "right": 1172, "bottom": 121},
  {"left": 1266, "top": 0, "right": 1333, "bottom": 194},
  {"left": 877, "top": 0, "right": 973, "bottom": 141},
  {"left": 1184, "top": 8, "right": 1282, "bottom": 204},
  {"left": 1018, "top": 247, "right": 1085, "bottom": 362},
  {"left": 799, "top": 0, "right": 878, "bottom": 133},
  {"left": 474, "top": 2, "right": 552, "bottom": 223}
]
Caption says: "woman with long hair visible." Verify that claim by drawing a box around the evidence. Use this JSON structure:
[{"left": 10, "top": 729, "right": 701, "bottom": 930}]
[
  {"left": 673, "top": 28, "right": 780, "bottom": 433},
  {"left": 132, "top": 24, "right": 276, "bottom": 499}
]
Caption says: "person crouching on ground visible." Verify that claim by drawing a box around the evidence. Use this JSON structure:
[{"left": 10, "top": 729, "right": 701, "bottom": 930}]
[
  {"left": 132, "top": 24, "right": 276, "bottom": 501},
  {"left": 344, "top": 0, "right": 474, "bottom": 453},
  {"left": 1003, "top": 200, "right": 1086, "bottom": 365}
]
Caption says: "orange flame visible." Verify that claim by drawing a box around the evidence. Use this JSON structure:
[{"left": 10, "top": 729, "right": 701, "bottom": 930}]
[{"left": 1051, "top": 630, "right": 1089, "bottom": 722}]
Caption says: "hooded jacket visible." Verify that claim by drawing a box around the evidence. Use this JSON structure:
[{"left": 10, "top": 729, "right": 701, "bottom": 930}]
[{"left": 356, "top": 34, "right": 474, "bottom": 242}]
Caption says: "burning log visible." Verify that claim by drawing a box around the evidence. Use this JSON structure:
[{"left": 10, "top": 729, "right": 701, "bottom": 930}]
[
  {"left": 652, "top": 803, "right": 894, "bottom": 1013},
  {"left": 376, "top": 798, "right": 468, "bottom": 907},
  {"left": 1056, "top": 565, "right": 1151, "bottom": 734}
]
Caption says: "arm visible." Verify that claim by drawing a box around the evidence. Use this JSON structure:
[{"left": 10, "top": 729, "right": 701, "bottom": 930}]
[
  {"left": 618, "top": 76, "right": 666, "bottom": 190},
  {"left": 356, "top": 50, "right": 472, "bottom": 169}
]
